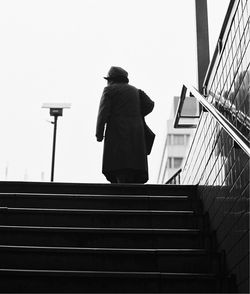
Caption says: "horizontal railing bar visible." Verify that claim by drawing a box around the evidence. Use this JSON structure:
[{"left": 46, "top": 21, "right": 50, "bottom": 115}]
[
  {"left": 179, "top": 116, "right": 200, "bottom": 119},
  {"left": 173, "top": 124, "right": 197, "bottom": 129}
]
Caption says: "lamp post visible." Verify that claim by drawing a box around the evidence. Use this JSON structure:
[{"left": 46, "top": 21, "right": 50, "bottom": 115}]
[{"left": 42, "top": 103, "right": 71, "bottom": 182}]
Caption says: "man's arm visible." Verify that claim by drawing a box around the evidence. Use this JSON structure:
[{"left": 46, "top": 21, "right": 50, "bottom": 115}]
[
  {"left": 96, "top": 88, "right": 111, "bottom": 142},
  {"left": 139, "top": 89, "right": 154, "bottom": 116}
]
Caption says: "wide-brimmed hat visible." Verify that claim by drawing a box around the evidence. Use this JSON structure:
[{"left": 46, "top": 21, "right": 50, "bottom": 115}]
[{"left": 104, "top": 66, "right": 128, "bottom": 80}]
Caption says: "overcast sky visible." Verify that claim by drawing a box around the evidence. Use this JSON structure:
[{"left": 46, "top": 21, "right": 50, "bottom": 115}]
[{"left": 0, "top": 0, "right": 229, "bottom": 183}]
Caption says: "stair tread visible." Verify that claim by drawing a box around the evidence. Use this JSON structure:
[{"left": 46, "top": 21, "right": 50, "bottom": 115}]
[
  {"left": 0, "top": 182, "right": 195, "bottom": 191},
  {"left": 0, "top": 225, "right": 201, "bottom": 233},
  {"left": 0, "top": 207, "right": 196, "bottom": 214},
  {"left": 0, "top": 245, "right": 209, "bottom": 254},
  {"left": 0, "top": 268, "right": 218, "bottom": 278},
  {"left": 0, "top": 192, "right": 190, "bottom": 199}
]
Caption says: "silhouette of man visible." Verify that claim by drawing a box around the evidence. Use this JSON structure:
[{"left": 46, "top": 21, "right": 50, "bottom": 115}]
[{"left": 96, "top": 66, "right": 154, "bottom": 183}]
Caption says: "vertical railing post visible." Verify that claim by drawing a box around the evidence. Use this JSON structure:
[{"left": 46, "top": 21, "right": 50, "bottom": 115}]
[
  {"left": 195, "top": 0, "right": 210, "bottom": 93},
  {"left": 51, "top": 115, "right": 58, "bottom": 182}
]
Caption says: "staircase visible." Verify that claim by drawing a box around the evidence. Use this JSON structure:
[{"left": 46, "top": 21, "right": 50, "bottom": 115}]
[{"left": 0, "top": 181, "right": 235, "bottom": 293}]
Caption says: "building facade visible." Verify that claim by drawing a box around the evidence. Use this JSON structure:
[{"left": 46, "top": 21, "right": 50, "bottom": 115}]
[{"left": 157, "top": 96, "right": 198, "bottom": 183}]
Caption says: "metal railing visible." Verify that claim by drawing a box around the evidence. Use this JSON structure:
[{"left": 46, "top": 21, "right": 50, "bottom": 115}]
[
  {"left": 173, "top": 86, "right": 200, "bottom": 129},
  {"left": 165, "top": 168, "right": 182, "bottom": 185},
  {"left": 173, "top": 0, "right": 250, "bottom": 156},
  {"left": 174, "top": 83, "right": 250, "bottom": 157}
]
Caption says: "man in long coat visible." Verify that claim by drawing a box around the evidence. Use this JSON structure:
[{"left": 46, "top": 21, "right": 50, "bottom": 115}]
[{"left": 96, "top": 66, "right": 154, "bottom": 183}]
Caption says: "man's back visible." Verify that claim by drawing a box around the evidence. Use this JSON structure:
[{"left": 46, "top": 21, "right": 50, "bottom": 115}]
[{"left": 105, "top": 83, "right": 141, "bottom": 118}]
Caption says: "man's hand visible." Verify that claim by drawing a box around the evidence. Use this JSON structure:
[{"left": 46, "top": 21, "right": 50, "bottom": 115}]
[{"left": 96, "top": 136, "right": 103, "bottom": 142}]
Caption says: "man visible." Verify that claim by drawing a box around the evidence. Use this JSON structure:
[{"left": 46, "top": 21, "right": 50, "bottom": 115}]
[{"left": 96, "top": 66, "right": 154, "bottom": 183}]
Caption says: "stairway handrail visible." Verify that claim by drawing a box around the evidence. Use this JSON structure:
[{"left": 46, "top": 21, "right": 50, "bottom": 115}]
[
  {"left": 178, "top": 84, "right": 250, "bottom": 157},
  {"left": 165, "top": 168, "right": 182, "bottom": 185}
]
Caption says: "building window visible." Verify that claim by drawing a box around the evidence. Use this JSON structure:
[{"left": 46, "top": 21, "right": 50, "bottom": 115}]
[
  {"left": 166, "top": 157, "right": 183, "bottom": 169},
  {"left": 185, "top": 134, "right": 190, "bottom": 144},
  {"left": 167, "top": 134, "right": 172, "bottom": 145},
  {"left": 173, "top": 134, "right": 185, "bottom": 145},
  {"left": 167, "top": 157, "right": 172, "bottom": 168},
  {"left": 173, "top": 157, "right": 183, "bottom": 168}
]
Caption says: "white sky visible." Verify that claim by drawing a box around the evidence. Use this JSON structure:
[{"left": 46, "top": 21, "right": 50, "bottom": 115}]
[{"left": 0, "top": 0, "right": 229, "bottom": 183}]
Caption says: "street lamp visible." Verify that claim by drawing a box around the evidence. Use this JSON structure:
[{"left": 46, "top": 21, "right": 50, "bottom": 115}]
[{"left": 42, "top": 103, "right": 71, "bottom": 182}]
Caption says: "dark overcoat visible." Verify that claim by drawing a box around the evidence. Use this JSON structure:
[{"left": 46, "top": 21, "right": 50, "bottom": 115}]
[{"left": 96, "top": 83, "right": 154, "bottom": 183}]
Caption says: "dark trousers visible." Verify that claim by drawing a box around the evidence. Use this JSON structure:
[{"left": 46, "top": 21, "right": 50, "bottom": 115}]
[{"left": 110, "top": 169, "right": 143, "bottom": 184}]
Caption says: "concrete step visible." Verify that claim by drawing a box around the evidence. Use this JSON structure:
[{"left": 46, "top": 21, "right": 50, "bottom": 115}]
[
  {"left": 0, "top": 269, "right": 232, "bottom": 293},
  {"left": 0, "top": 225, "right": 207, "bottom": 249},
  {"left": 0, "top": 245, "right": 221, "bottom": 274},
  {"left": 0, "top": 207, "right": 203, "bottom": 229},
  {"left": 0, "top": 193, "right": 197, "bottom": 211},
  {"left": 0, "top": 182, "right": 197, "bottom": 197},
  {"left": 0, "top": 181, "right": 234, "bottom": 293}
]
